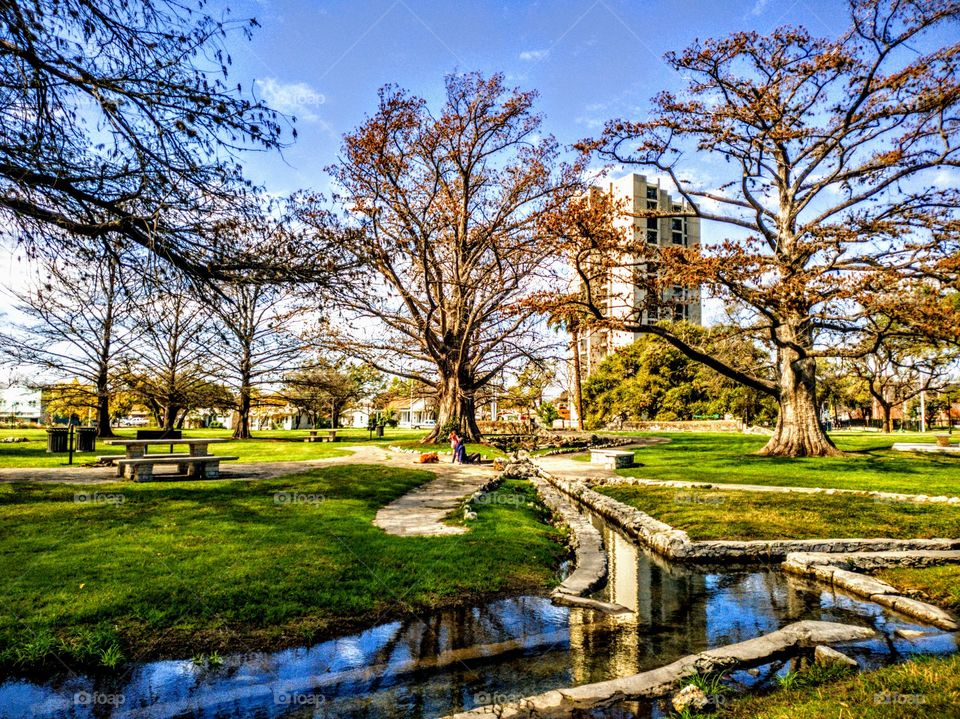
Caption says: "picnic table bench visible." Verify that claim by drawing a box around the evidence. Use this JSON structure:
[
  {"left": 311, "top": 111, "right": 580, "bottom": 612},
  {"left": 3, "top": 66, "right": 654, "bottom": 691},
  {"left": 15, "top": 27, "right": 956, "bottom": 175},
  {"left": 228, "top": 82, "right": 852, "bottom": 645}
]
[
  {"left": 590, "top": 448, "right": 636, "bottom": 469},
  {"left": 102, "top": 438, "right": 234, "bottom": 479},
  {"left": 118, "top": 455, "right": 239, "bottom": 482},
  {"left": 304, "top": 430, "right": 338, "bottom": 443}
]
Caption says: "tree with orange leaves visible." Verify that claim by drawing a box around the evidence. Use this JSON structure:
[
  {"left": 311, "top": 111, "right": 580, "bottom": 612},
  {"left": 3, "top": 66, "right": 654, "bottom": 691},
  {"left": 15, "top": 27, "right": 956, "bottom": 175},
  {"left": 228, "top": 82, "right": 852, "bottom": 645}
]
[
  {"left": 307, "top": 73, "right": 578, "bottom": 442},
  {"left": 557, "top": 0, "right": 960, "bottom": 457}
]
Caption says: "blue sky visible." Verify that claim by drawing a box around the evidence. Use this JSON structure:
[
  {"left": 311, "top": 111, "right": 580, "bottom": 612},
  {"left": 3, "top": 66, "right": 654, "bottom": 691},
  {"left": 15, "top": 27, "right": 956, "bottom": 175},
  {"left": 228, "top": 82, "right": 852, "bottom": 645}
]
[
  {"left": 0, "top": 0, "right": 937, "bottom": 334},
  {"left": 227, "top": 0, "right": 854, "bottom": 196}
]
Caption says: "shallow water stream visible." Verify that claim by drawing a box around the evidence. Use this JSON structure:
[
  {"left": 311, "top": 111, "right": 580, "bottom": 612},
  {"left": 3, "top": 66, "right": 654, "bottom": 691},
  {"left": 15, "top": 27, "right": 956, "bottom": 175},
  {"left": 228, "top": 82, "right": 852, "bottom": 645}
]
[{"left": 3, "top": 521, "right": 956, "bottom": 718}]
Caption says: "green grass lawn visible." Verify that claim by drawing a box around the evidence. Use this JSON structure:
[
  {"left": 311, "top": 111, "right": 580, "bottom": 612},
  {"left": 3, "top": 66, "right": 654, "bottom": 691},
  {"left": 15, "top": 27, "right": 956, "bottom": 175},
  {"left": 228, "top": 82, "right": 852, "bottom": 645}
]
[
  {"left": 875, "top": 565, "right": 960, "bottom": 611},
  {"left": 0, "top": 427, "right": 441, "bottom": 468},
  {"left": 595, "top": 485, "right": 960, "bottom": 541},
  {"left": 607, "top": 432, "right": 960, "bottom": 496},
  {"left": 713, "top": 654, "right": 960, "bottom": 719},
  {"left": 0, "top": 466, "right": 564, "bottom": 670}
]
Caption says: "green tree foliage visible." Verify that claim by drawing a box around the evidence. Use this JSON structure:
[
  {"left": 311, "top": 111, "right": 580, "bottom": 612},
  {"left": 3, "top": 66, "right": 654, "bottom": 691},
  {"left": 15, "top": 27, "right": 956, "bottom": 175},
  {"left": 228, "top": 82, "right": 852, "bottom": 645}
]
[
  {"left": 284, "top": 360, "right": 383, "bottom": 429},
  {"left": 538, "top": 402, "right": 560, "bottom": 427},
  {"left": 501, "top": 361, "right": 555, "bottom": 419},
  {"left": 582, "top": 329, "right": 776, "bottom": 428}
]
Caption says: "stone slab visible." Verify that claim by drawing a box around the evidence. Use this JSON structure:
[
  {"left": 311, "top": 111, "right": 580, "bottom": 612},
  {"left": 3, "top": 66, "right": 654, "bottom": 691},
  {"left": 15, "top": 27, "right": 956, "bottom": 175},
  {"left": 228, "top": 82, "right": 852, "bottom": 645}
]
[{"left": 442, "top": 621, "right": 874, "bottom": 718}]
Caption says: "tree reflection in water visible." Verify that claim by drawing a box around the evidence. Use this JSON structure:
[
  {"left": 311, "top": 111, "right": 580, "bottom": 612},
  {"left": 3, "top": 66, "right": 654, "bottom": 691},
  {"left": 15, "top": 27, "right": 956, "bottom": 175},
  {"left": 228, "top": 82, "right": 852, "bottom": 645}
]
[{"left": 1, "top": 524, "right": 956, "bottom": 719}]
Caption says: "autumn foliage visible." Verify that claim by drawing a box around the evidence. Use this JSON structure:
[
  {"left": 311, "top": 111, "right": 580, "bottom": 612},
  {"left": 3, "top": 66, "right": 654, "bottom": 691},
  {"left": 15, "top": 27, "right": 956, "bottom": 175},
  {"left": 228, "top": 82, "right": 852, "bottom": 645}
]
[{"left": 542, "top": 0, "right": 960, "bottom": 456}]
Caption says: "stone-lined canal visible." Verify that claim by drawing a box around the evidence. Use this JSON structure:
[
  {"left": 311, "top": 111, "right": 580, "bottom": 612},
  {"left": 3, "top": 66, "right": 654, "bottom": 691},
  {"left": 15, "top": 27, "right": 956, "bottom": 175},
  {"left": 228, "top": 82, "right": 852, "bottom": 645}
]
[{"left": 3, "top": 522, "right": 956, "bottom": 718}]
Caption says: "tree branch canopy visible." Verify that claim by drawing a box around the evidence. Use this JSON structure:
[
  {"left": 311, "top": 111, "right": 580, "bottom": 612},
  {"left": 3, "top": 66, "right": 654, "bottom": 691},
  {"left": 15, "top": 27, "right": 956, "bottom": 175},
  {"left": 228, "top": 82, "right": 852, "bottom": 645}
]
[
  {"left": 301, "top": 72, "right": 577, "bottom": 440},
  {"left": 0, "top": 0, "right": 332, "bottom": 282},
  {"left": 547, "top": 0, "right": 960, "bottom": 456}
]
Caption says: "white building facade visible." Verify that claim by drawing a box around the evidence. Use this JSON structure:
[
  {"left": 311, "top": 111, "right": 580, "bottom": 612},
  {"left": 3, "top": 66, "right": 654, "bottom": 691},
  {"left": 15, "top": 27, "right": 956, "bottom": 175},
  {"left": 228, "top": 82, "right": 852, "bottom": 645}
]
[
  {"left": 571, "top": 174, "right": 703, "bottom": 424},
  {"left": 0, "top": 386, "right": 43, "bottom": 424}
]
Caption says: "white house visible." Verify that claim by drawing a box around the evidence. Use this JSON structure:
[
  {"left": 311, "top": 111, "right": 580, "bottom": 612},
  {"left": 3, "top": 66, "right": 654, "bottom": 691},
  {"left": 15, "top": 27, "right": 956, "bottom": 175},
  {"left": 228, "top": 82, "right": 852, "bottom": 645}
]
[
  {"left": 345, "top": 402, "right": 377, "bottom": 428},
  {"left": 0, "top": 386, "right": 43, "bottom": 424},
  {"left": 395, "top": 397, "right": 436, "bottom": 429}
]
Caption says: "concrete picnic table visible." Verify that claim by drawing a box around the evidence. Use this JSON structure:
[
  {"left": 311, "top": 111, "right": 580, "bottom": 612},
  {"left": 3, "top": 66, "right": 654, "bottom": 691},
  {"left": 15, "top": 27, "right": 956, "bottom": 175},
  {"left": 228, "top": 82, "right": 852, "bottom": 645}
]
[
  {"left": 304, "top": 430, "right": 338, "bottom": 443},
  {"left": 103, "top": 438, "right": 231, "bottom": 459}
]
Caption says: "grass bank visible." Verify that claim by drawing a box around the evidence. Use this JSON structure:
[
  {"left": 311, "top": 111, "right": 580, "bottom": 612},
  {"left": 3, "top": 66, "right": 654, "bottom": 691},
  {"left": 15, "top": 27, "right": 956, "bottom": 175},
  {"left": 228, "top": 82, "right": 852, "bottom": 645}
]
[
  {"left": 711, "top": 654, "right": 960, "bottom": 718},
  {"left": 595, "top": 485, "right": 960, "bottom": 541},
  {"left": 875, "top": 565, "right": 960, "bottom": 611},
  {"left": 0, "top": 466, "right": 564, "bottom": 671},
  {"left": 607, "top": 432, "right": 960, "bottom": 496}
]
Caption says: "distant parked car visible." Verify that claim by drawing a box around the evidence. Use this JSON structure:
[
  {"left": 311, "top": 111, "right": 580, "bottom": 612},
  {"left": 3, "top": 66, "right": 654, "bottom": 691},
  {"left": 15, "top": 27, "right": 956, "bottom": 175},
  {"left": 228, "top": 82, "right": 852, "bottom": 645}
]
[
  {"left": 118, "top": 417, "right": 149, "bottom": 427},
  {"left": 414, "top": 419, "right": 437, "bottom": 429}
]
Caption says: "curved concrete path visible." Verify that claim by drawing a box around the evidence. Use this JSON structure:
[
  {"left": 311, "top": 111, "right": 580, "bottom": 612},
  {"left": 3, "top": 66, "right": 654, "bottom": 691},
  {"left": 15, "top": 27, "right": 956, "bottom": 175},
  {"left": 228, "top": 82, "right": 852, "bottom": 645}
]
[{"left": 372, "top": 457, "right": 495, "bottom": 536}]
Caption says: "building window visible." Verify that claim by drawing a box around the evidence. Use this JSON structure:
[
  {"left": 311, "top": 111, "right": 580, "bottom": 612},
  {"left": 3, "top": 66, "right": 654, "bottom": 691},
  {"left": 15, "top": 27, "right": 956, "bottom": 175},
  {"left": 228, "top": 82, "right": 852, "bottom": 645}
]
[
  {"left": 645, "top": 199, "right": 658, "bottom": 243},
  {"left": 646, "top": 187, "right": 658, "bottom": 200}
]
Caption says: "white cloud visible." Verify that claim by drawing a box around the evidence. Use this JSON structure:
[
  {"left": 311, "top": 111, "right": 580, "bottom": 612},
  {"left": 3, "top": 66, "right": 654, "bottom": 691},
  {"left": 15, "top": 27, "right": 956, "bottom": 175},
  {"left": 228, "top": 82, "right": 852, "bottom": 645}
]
[
  {"left": 751, "top": 0, "right": 771, "bottom": 15},
  {"left": 255, "top": 78, "right": 326, "bottom": 121},
  {"left": 931, "top": 167, "right": 960, "bottom": 189},
  {"left": 518, "top": 49, "right": 549, "bottom": 62},
  {"left": 574, "top": 115, "right": 606, "bottom": 130}
]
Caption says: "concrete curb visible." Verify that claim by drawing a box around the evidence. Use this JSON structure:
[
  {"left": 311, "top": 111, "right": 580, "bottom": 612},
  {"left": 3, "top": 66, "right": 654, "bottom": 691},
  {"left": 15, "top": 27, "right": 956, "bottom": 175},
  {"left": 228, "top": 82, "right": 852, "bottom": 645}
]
[
  {"left": 534, "top": 468, "right": 960, "bottom": 563},
  {"left": 442, "top": 620, "right": 875, "bottom": 718},
  {"left": 782, "top": 550, "right": 960, "bottom": 631},
  {"left": 596, "top": 475, "right": 960, "bottom": 506}
]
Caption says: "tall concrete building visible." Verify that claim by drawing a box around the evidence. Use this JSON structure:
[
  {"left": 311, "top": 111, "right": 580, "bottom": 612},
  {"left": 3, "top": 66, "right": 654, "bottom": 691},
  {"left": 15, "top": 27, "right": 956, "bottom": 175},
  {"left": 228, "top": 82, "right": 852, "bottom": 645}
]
[
  {"left": 577, "top": 173, "right": 702, "bottom": 373},
  {"left": 567, "top": 174, "right": 702, "bottom": 426}
]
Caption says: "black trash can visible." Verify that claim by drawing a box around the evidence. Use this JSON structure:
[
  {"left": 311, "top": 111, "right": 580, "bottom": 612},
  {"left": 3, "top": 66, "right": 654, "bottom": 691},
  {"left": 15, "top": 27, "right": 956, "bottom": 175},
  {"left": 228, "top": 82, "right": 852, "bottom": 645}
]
[
  {"left": 76, "top": 427, "right": 97, "bottom": 452},
  {"left": 46, "top": 428, "right": 69, "bottom": 453}
]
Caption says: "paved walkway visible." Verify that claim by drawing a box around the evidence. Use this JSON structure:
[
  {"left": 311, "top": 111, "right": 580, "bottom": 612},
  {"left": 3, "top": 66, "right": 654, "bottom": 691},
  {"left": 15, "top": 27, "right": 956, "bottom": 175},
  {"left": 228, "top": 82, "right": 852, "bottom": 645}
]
[
  {"left": 372, "top": 456, "right": 495, "bottom": 536},
  {"left": 0, "top": 444, "right": 483, "bottom": 482},
  {"left": 0, "top": 445, "right": 384, "bottom": 484}
]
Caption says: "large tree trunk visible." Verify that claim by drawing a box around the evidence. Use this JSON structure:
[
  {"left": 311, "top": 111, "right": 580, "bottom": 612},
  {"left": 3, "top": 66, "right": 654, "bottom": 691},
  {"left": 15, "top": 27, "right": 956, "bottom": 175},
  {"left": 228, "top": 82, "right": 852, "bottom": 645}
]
[
  {"left": 163, "top": 403, "right": 177, "bottom": 431},
  {"left": 880, "top": 403, "right": 893, "bottom": 433},
  {"left": 759, "top": 343, "right": 840, "bottom": 457},
  {"left": 423, "top": 372, "right": 482, "bottom": 443},
  {"left": 95, "top": 367, "right": 115, "bottom": 438},
  {"left": 232, "top": 350, "right": 253, "bottom": 439},
  {"left": 866, "top": 381, "right": 894, "bottom": 433},
  {"left": 233, "top": 390, "right": 252, "bottom": 439},
  {"left": 571, "top": 329, "right": 584, "bottom": 431}
]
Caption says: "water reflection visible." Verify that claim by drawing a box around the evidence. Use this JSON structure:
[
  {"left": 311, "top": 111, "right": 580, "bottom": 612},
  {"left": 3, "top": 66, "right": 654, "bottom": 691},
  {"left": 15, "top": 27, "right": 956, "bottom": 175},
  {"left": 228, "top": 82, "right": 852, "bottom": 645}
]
[{"left": 2, "top": 521, "right": 956, "bottom": 719}]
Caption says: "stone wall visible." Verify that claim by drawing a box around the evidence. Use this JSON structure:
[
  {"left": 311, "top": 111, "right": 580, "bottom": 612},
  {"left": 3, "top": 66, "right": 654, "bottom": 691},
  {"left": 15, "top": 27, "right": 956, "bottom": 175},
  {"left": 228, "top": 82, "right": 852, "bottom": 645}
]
[
  {"left": 442, "top": 621, "right": 876, "bottom": 718},
  {"left": 783, "top": 550, "right": 960, "bottom": 630},
  {"left": 537, "top": 469, "right": 960, "bottom": 563},
  {"left": 610, "top": 419, "right": 745, "bottom": 432}
]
